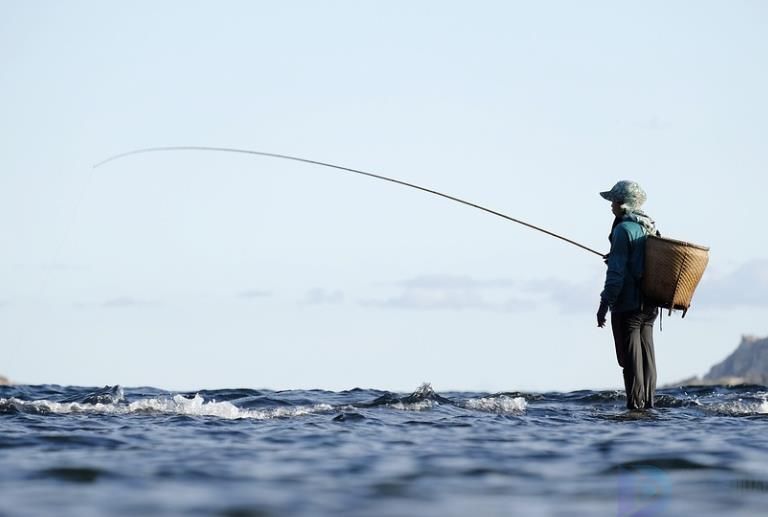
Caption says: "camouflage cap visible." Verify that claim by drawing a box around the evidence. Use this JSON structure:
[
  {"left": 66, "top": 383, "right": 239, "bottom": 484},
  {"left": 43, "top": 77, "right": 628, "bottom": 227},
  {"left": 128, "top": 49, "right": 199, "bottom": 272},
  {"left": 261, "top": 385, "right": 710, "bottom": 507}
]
[{"left": 599, "top": 180, "right": 647, "bottom": 210}]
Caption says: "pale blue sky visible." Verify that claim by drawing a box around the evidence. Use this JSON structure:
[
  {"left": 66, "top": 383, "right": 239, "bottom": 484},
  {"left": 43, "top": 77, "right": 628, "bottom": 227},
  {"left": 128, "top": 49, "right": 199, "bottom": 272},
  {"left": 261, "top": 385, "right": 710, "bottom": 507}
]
[{"left": 1, "top": 1, "right": 766, "bottom": 391}]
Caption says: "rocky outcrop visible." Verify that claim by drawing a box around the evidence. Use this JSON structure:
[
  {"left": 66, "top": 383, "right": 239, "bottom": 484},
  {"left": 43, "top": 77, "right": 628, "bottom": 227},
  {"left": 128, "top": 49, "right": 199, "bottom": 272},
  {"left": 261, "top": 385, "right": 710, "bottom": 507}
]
[
  {"left": 0, "top": 375, "right": 10, "bottom": 385},
  {"left": 667, "top": 335, "right": 768, "bottom": 387},
  {"left": 704, "top": 335, "right": 768, "bottom": 384}
]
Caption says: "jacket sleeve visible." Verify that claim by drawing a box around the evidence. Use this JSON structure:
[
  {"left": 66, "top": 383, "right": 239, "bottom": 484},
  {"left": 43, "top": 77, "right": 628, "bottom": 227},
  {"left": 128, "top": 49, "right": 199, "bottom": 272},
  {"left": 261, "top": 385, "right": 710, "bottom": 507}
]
[{"left": 600, "top": 224, "right": 630, "bottom": 308}]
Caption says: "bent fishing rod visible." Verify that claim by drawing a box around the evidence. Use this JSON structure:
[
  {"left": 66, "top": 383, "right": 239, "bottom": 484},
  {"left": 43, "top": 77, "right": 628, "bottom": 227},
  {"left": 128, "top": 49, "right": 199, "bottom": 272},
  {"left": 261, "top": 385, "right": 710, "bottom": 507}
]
[{"left": 94, "top": 146, "right": 604, "bottom": 258}]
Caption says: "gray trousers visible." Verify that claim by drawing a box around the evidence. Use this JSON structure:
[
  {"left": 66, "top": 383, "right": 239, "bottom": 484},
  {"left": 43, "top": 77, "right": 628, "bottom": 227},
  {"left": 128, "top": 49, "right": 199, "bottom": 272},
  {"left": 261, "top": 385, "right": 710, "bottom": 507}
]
[{"left": 611, "top": 305, "right": 659, "bottom": 409}]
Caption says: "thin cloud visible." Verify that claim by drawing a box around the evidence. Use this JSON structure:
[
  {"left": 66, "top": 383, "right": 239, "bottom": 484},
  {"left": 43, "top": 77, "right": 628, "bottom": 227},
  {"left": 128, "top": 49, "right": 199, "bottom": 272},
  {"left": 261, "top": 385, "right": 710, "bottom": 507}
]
[
  {"left": 365, "top": 288, "right": 483, "bottom": 311},
  {"left": 40, "top": 263, "right": 90, "bottom": 272},
  {"left": 399, "top": 275, "right": 518, "bottom": 290},
  {"left": 362, "top": 274, "right": 534, "bottom": 313},
  {"left": 99, "top": 297, "right": 160, "bottom": 309},
  {"left": 523, "top": 277, "right": 600, "bottom": 314},
  {"left": 695, "top": 259, "right": 768, "bottom": 308},
  {"left": 15, "top": 263, "right": 89, "bottom": 271},
  {"left": 302, "top": 288, "right": 344, "bottom": 305},
  {"left": 237, "top": 289, "right": 273, "bottom": 299}
]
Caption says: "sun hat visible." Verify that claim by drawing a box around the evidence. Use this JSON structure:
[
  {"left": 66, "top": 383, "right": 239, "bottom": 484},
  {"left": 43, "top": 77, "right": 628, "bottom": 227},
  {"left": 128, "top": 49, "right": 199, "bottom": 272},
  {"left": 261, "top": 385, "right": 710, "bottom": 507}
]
[{"left": 599, "top": 180, "right": 647, "bottom": 210}]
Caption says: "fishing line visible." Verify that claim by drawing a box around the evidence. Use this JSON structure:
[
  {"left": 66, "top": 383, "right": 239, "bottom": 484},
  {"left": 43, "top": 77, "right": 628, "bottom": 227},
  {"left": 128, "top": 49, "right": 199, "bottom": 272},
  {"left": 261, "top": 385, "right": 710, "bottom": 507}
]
[{"left": 94, "top": 146, "right": 605, "bottom": 258}]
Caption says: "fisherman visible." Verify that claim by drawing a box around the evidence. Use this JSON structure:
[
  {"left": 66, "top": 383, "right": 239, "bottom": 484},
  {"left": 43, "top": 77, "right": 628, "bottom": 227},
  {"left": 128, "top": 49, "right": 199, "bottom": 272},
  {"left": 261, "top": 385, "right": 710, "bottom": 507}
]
[{"left": 596, "top": 181, "right": 659, "bottom": 410}]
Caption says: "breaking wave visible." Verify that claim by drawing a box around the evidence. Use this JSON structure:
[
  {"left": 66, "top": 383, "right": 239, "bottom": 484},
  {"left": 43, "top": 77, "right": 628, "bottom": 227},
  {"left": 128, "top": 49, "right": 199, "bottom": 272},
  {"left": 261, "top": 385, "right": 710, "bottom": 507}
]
[
  {"left": 6, "top": 382, "right": 768, "bottom": 420},
  {"left": 462, "top": 395, "right": 528, "bottom": 413},
  {"left": 0, "top": 393, "right": 334, "bottom": 420},
  {"left": 702, "top": 397, "right": 768, "bottom": 416},
  {"left": 0, "top": 382, "right": 531, "bottom": 419}
]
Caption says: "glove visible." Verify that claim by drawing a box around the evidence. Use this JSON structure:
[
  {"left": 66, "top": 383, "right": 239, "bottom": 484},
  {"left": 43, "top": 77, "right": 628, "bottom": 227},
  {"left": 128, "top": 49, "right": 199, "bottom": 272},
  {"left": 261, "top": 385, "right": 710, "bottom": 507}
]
[{"left": 596, "top": 301, "right": 609, "bottom": 328}]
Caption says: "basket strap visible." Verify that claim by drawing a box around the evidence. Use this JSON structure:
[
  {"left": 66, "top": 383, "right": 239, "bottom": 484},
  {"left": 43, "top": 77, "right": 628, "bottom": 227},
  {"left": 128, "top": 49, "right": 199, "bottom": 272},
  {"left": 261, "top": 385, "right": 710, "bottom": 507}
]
[{"left": 670, "top": 247, "right": 692, "bottom": 316}]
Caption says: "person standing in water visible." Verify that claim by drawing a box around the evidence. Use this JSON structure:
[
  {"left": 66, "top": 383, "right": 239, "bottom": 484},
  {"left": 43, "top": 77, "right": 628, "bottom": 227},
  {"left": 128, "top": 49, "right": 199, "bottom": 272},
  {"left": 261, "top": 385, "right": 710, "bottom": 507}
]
[{"left": 596, "top": 181, "right": 660, "bottom": 410}]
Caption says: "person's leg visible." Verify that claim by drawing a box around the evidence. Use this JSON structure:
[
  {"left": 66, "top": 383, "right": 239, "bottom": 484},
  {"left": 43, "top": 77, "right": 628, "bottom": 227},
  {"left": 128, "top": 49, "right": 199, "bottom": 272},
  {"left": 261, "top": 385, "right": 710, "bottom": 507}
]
[
  {"left": 624, "top": 312, "right": 646, "bottom": 409},
  {"left": 612, "top": 310, "right": 646, "bottom": 409},
  {"left": 610, "top": 311, "right": 631, "bottom": 400},
  {"left": 640, "top": 306, "right": 659, "bottom": 408}
]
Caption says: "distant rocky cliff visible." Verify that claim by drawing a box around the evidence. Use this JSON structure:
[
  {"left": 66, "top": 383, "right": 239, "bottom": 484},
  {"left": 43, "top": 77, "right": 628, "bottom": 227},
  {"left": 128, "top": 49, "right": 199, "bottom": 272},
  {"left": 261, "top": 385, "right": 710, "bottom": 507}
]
[
  {"left": 0, "top": 375, "right": 10, "bottom": 385},
  {"left": 671, "top": 335, "right": 768, "bottom": 386}
]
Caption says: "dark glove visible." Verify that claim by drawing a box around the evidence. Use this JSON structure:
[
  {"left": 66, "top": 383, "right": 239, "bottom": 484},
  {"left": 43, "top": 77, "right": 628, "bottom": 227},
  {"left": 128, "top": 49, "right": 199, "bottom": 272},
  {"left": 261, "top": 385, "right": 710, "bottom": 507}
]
[{"left": 596, "top": 301, "right": 609, "bottom": 328}]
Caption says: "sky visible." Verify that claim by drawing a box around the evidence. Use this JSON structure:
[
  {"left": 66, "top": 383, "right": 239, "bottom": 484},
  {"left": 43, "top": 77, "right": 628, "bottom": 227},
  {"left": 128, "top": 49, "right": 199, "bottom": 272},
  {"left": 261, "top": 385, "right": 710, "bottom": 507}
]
[{"left": 1, "top": 1, "right": 767, "bottom": 392}]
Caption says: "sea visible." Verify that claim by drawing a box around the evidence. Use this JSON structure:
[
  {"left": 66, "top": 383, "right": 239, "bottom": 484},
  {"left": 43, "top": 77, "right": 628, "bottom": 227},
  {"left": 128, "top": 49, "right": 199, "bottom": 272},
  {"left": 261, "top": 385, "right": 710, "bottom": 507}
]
[{"left": 1, "top": 382, "right": 768, "bottom": 517}]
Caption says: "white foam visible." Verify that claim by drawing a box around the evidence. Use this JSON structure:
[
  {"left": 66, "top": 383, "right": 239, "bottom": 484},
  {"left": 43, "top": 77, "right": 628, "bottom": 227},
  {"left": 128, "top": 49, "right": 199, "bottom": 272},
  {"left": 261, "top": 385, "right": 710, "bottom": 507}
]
[
  {"left": 0, "top": 395, "right": 334, "bottom": 420},
  {"left": 464, "top": 395, "right": 527, "bottom": 414},
  {"left": 389, "top": 400, "right": 437, "bottom": 411},
  {"left": 706, "top": 398, "right": 768, "bottom": 416}
]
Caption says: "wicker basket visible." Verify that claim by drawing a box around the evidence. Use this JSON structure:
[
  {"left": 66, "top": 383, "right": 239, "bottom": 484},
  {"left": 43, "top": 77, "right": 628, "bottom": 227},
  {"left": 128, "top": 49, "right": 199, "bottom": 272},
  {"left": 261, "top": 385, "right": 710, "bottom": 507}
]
[{"left": 641, "top": 235, "right": 709, "bottom": 316}]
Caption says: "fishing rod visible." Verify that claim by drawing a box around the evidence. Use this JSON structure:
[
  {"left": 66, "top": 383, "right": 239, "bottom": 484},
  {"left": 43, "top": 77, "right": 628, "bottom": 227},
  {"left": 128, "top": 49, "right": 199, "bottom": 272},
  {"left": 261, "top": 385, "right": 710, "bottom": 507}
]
[{"left": 94, "top": 146, "right": 605, "bottom": 258}]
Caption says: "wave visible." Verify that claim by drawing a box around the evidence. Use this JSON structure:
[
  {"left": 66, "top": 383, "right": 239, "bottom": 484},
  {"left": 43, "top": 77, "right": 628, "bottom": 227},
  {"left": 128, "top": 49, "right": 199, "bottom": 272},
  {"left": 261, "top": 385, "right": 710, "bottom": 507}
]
[
  {"left": 19, "top": 383, "right": 768, "bottom": 419},
  {"left": 702, "top": 397, "right": 768, "bottom": 416},
  {"left": 653, "top": 393, "right": 702, "bottom": 408},
  {"left": 603, "top": 456, "right": 732, "bottom": 474},
  {"left": 386, "top": 399, "right": 438, "bottom": 411},
  {"left": 0, "top": 393, "right": 334, "bottom": 420},
  {"left": 357, "top": 384, "right": 527, "bottom": 414},
  {"left": 461, "top": 395, "right": 527, "bottom": 414},
  {"left": 0, "top": 383, "right": 530, "bottom": 419},
  {"left": 360, "top": 383, "right": 453, "bottom": 411}
]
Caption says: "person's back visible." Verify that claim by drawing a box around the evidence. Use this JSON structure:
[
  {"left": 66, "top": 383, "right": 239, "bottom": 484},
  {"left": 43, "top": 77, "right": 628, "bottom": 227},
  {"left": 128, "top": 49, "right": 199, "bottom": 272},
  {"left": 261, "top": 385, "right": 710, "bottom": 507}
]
[
  {"left": 596, "top": 181, "right": 659, "bottom": 410},
  {"left": 602, "top": 217, "right": 652, "bottom": 313}
]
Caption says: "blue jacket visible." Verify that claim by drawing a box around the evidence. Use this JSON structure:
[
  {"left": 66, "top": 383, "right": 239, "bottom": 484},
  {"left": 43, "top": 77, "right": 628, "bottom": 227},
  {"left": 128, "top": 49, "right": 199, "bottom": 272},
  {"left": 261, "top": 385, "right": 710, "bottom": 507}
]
[{"left": 601, "top": 219, "right": 648, "bottom": 313}]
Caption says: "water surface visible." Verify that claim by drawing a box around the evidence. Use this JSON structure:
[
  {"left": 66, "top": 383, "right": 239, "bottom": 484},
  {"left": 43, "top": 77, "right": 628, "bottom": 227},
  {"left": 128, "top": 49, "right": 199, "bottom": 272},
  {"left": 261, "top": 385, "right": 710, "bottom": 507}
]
[{"left": 2, "top": 383, "right": 767, "bottom": 516}]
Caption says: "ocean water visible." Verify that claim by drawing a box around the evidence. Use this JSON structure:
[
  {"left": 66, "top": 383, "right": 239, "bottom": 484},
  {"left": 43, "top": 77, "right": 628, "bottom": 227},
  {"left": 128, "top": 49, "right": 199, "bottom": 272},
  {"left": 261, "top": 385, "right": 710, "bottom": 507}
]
[{"left": 2, "top": 383, "right": 768, "bottom": 517}]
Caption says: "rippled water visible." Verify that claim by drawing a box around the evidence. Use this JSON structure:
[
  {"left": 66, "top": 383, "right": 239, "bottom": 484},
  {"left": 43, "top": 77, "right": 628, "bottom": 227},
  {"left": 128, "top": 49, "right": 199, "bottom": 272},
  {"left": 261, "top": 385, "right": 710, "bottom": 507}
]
[{"left": 2, "top": 383, "right": 768, "bottom": 516}]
